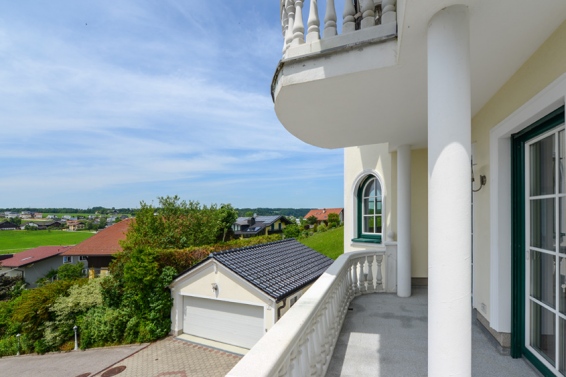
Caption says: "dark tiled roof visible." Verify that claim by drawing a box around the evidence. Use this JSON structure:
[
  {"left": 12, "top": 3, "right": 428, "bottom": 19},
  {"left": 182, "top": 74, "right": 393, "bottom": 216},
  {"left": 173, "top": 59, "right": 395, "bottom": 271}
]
[{"left": 191, "top": 239, "right": 333, "bottom": 301}]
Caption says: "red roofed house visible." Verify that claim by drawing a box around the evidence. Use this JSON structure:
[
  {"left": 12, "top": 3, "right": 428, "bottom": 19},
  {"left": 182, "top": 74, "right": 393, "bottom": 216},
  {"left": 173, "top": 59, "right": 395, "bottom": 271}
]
[
  {"left": 61, "top": 219, "right": 132, "bottom": 278},
  {"left": 0, "top": 246, "right": 72, "bottom": 287},
  {"left": 303, "top": 208, "right": 343, "bottom": 225}
]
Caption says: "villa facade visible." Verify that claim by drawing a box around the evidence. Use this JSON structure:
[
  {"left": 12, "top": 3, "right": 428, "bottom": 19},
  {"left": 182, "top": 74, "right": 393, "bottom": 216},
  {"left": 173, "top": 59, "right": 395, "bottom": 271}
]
[{"left": 228, "top": 1, "right": 566, "bottom": 376}]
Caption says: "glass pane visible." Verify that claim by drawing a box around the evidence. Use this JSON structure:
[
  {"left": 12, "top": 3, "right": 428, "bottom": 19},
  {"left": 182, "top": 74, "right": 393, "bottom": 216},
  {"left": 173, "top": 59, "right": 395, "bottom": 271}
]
[
  {"left": 376, "top": 200, "right": 382, "bottom": 215},
  {"left": 560, "top": 130, "right": 565, "bottom": 193},
  {"left": 530, "top": 250, "right": 556, "bottom": 307},
  {"left": 560, "top": 257, "right": 566, "bottom": 315},
  {"left": 560, "top": 317, "right": 566, "bottom": 375},
  {"left": 530, "top": 134, "right": 555, "bottom": 196},
  {"left": 363, "top": 179, "right": 375, "bottom": 199},
  {"left": 530, "top": 301, "right": 556, "bottom": 365},
  {"left": 364, "top": 198, "right": 375, "bottom": 215},
  {"left": 364, "top": 216, "right": 374, "bottom": 233},
  {"left": 562, "top": 198, "right": 566, "bottom": 255},
  {"left": 376, "top": 216, "right": 382, "bottom": 233},
  {"left": 531, "top": 198, "right": 556, "bottom": 250}
]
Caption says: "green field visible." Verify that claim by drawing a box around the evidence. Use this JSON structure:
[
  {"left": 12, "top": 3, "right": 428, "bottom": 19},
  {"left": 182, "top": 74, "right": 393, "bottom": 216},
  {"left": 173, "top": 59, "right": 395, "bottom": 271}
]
[
  {"left": 299, "top": 226, "right": 344, "bottom": 260},
  {"left": 0, "top": 230, "right": 95, "bottom": 254}
]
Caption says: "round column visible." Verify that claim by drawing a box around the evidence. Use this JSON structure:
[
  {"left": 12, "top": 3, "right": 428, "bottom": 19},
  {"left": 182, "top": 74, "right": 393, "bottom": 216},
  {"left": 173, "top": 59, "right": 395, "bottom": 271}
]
[
  {"left": 397, "top": 144, "right": 411, "bottom": 297},
  {"left": 428, "top": 5, "right": 471, "bottom": 376}
]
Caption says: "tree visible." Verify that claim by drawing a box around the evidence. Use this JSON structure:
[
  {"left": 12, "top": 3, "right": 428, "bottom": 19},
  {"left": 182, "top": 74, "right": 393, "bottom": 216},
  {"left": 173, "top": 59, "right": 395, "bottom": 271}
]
[
  {"left": 244, "top": 211, "right": 254, "bottom": 217},
  {"left": 327, "top": 213, "right": 340, "bottom": 227},
  {"left": 218, "top": 204, "right": 238, "bottom": 242},
  {"left": 11, "top": 217, "right": 22, "bottom": 226},
  {"left": 306, "top": 215, "right": 318, "bottom": 225},
  {"left": 56, "top": 262, "right": 85, "bottom": 281},
  {"left": 283, "top": 223, "right": 300, "bottom": 238}
]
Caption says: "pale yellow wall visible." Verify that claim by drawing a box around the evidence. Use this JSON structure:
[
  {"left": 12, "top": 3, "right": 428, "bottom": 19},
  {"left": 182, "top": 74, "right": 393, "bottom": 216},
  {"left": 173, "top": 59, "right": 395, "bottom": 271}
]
[
  {"left": 410, "top": 148, "right": 428, "bottom": 278},
  {"left": 276, "top": 284, "right": 312, "bottom": 319},
  {"left": 471, "top": 21, "right": 566, "bottom": 322},
  {"left": 179, "top": 262, "right": 270, "bottom": 307},
  {"left": 344, "top": 143, "right": 394, "bottom": 253}
]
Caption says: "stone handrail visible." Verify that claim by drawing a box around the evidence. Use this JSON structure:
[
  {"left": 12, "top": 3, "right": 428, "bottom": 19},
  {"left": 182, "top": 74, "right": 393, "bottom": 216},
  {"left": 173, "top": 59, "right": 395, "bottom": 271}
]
[
  {"left": 226, "top": 246, "right": 396, "bottom": 377},
  {"left": 279, "top": 0, "right": 397, "bottom": 54}
]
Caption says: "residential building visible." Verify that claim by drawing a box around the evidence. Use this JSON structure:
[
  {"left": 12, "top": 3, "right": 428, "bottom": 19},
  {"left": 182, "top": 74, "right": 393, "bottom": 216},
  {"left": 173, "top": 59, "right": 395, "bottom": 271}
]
[
  {"left": 228, "top": 1, "right": 566, "bottom": 376},
  {"left": 0, "top": 221, "right": 18, "bottom": 231},
  {"left": 170, "top": 239, "right": 333, "bottom": 351},
  {"left": 61, "top": 218, "right": 132, "bottom": 278},
  {"left": 0, "top": 246, "right": 72, "bottom": 287},
  {"left": 303, "top": 208, "right": 343, "bottom": 225},
  {"left": 232, "top": 215, "right": 291, "bottom": 238}
]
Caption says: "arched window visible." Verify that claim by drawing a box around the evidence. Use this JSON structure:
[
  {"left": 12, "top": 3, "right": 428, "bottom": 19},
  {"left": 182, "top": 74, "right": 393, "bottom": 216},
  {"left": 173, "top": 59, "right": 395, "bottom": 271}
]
[{"left": 354, "top": 175, "right": 383, "bottom": 243}]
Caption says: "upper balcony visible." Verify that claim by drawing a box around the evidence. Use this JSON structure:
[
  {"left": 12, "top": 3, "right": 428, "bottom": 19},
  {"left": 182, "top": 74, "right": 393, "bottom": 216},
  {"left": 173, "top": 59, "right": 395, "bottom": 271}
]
[{"left": 273, "top": 0, "right": 566, "bottom": 150}]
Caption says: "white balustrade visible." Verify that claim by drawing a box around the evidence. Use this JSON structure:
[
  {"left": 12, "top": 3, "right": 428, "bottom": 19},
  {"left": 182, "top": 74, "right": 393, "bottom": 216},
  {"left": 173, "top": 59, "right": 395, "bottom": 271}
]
[
  {"left": 279, "top": 0, "right": 397, "bottom": 57},
  {"left": 227, "top": 248, "right": 397, "bottom": 377}
]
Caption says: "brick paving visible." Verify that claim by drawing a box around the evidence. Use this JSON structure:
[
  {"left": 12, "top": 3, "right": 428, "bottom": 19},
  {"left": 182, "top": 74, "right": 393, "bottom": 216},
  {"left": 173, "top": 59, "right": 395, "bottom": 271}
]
[{"left": 93, "top": 337, "right": 242, "bottom": 377}]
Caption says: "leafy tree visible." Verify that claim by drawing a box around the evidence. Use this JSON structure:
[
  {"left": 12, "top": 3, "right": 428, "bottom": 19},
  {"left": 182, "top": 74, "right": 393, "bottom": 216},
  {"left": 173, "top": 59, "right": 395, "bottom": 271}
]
[
  {"left": 327, "top": 213, "right": 340, "bottom": 227},
  {"left": 283, "top": 223, "right": 300, "bottom": 238},
  {"left": 244, "top": 211, "right": 254, "bottom": 217},
  {"left": 306, "top": 215, "right": 318, "bottom": 225},
  {"left": 11, "top": 217, "right": 22, "bottom": 226},
  {"left": 98, "top": 216, "right": 107, "bottom": 230},
  {"left": 218, "top": 204, "right": 238, "bottom": 242},
  {"left": 57, "top": 262, "right": 85, "bottom": 281}
]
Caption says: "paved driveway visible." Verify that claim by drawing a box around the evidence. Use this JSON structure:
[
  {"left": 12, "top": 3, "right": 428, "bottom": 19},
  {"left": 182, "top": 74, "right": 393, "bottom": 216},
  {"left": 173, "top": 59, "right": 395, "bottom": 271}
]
[
  {"left": 0, "top": 344, "right": 147, "bottom": 377},
  {"left": 0, "top": 337, "right": 241, "bottom": 377},
  {"left": 94, "top": 337, "right": 242, "bottom": 377}
]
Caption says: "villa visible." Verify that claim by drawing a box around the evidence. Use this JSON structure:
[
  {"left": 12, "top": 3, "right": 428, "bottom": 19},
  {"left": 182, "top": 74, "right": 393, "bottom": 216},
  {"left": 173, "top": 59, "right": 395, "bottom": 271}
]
[{"left": 228, "top": 1, "right": 566, "bottom": 376}]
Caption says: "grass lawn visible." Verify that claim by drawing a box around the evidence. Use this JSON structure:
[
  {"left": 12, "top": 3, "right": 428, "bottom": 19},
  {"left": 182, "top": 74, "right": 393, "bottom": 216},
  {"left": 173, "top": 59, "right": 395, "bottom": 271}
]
[
  {"left": 299, "top": 226, "right": 344, "bottom": 260},
  {"left": 0, "top": 230, "right": 95, "bottom": 254}
]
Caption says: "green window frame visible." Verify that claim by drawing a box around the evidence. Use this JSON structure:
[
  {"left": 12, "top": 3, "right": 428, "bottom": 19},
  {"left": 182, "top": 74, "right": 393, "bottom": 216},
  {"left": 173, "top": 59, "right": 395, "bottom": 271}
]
[
  {"left": 511, "top": 106, "right": 565, "bottom": 376},
  {"left": 352, "top": 175, "right": 383, "bottom": 244}
]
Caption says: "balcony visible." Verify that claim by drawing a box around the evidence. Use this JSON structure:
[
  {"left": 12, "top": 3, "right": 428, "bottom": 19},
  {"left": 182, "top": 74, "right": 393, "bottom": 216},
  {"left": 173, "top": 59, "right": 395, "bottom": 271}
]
[
  {"left": 272, "top": 0, "right": 566, "bottom": 150},
  {"left": 227, "top": 249, "right": 540, "bottom": 377}
]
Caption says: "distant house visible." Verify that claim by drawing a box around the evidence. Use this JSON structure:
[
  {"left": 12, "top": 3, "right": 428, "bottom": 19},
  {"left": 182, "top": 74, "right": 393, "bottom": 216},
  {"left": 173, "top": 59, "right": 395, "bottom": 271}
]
[
  {"left": 0, "top": 246, "right": 72, "bottom": 288},
  {"left": 232, "top": 215, "right": 292, "bottom": 238},
  {"left": 66, "top": 220, "right": 85, "bottom": 231},
  {"left": 170, "top": 239, "right": 333, "bottom": 350},
  {"left": 0, "top": 221, "right": 18, "bottom": 231},
  {"left": 61, "top": 219, "right": 132, "bottom": 278},
  {"left": 303, "top": 208, "right": 344, "bottom": 225}
]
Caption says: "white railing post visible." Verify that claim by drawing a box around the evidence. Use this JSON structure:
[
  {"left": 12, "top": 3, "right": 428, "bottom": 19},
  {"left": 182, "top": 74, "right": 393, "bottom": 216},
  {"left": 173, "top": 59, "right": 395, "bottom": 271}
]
[
  {"left": 306, "top": 0, "right": 320, "bottom": 43},
  {"left": 376, "top": 254, "right": 384, "bottom": 290},
  {"left": 284, "top": 0, "right": 296, "bottom": 52},
  {"left": 367, "top": 255, "right": 375, "bottom": 292},
  {"left": 343, "top": 0, "right": 356, "bottom": 33},
  {"left": 360, "top": 0, "right": 376, "bottom": 29},
  {"left": 381, "top": 0, "right": 396, "bottom": 24},
  {"left": 292, "top": 0, "right": 305, "bottom": 45},
  {"left": 324, "top": 0, "right": 337, "bottom": 38},
  {"left": 281, "top": 6, "right": 290, "bottom": 53}
]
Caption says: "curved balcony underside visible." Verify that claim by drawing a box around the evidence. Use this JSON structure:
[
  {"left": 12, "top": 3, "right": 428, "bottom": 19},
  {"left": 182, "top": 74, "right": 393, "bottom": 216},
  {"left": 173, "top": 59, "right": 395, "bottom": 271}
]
[{"left": 273, "top": 0, "right": 566, "bottom": 150}]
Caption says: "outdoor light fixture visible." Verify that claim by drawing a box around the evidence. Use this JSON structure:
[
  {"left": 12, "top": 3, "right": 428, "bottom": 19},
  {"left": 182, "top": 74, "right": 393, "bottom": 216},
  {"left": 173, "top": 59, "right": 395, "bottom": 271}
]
[
  {"left": 73, "top": 325, "right": 78, "bottom": 351},
  {"left": 472, "top": 174, "right": 487, "bottom": 192},
  {"left": 16, "top": 333, "right": 20, "bottom": 356},
  {"left": 211, "top": 283, "right": 218, "bottom": 293}
]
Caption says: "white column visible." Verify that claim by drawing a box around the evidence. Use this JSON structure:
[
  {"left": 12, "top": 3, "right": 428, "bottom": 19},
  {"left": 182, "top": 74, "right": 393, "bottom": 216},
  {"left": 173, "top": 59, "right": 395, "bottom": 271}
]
[
  {"left": 428, "top": 5, "right": 471, "bottom": 377},
  {"left": 397, "top": 145, "right": 411, "bottom": 297}
]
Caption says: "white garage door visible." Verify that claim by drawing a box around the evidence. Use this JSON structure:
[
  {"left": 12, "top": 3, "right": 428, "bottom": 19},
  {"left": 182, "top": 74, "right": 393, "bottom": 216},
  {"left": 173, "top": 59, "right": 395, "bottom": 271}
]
[{"left": 183, "top": 297, "right": 264, "bottom": 349}]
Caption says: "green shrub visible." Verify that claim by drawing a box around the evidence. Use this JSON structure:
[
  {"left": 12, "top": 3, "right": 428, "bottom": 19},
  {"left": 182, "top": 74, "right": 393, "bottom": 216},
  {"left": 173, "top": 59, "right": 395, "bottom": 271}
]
[
  {"left": 57, "top": 262, "right": 85, "bottom": 280},
  {"left": 318, "top": 223, "right": 328, "bottom": 232},
  {"left": 283, "top": 224, "right": 300, "bottom": 238},
  {"left": 80, "top": 306, "right": 129, "bottom": 348}
]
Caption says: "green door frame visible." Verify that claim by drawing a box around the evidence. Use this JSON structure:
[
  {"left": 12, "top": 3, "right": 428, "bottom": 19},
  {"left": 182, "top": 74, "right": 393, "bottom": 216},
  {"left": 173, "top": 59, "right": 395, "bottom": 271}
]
[{"left": 511, "top": 106, "right": 565, "bottom": 375}]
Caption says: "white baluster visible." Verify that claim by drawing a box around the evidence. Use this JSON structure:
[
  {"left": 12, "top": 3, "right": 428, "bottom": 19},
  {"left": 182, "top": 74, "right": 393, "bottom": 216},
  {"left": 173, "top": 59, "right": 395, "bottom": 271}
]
[
  {"left": 298, "top": 334, "right": 309, "bottom": 377},
  {"left": 323, "top": 0, "right": 337, "bottom": 38},
  {"left": 360, "top": 0, "right": 375, "bottom": 28},
  {"left": 289, "top": 345, "right": 300, "bottom": 377},
  {"left": 306, "top": 0, "right": 320, "bottom": 42},
  {"left": 367, "top": 255, "right": 375, "bottom": 292},
  {"left": 360, "top": 257, "right": 368, "bottom": 294},
  {"left": 381, "top": 0, "right": 396, "bottom": 24},
  {"left": 376, "top": 254, "right": 384, "bottom": 290},
  {"left": 277, "top": 354, "right": 290, "bottom": 377},
  {"left": 343, "top": 0, "right": 356, "bottom": 33},
  {"left": 351, "top": 259, "right": 359, "bottom": 295},
  {"left": 284, "top": 0, "right": 295, "bottom": 52},
  {"left": 313, "top": 314, "right": 324, "bottom": 376},
  {"left": 292, "top": 0, "right": 305, "bottom": 45},
  {"left": 281, "top": 6, "right": 290, "bottom": 53}
]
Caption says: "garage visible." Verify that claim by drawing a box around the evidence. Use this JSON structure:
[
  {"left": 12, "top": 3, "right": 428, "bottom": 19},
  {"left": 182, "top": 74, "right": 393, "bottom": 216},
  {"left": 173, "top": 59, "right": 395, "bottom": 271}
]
[
  {"left": 183, "top": 297, "right": 264, "bottom": 349},
  {"left": 170, "top": 239, "right": 333, "bottom": 351}
]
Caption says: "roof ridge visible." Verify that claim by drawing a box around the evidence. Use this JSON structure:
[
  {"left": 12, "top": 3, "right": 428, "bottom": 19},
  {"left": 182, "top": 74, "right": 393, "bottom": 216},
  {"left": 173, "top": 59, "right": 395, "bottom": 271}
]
[{"left": 211, "top": 238, "right": 294, "bottom": 257}]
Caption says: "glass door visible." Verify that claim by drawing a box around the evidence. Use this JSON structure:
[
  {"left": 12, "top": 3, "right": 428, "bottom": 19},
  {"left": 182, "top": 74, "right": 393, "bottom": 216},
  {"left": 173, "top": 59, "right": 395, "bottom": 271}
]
[{"left": 526, "top": 126, "right": 566, "bottom": 375}]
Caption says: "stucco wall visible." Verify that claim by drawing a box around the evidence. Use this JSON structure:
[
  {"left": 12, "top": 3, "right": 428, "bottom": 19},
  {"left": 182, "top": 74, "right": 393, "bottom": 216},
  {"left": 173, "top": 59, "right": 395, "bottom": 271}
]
[
  {"left": 471, "top": 21, "right": 566, "bottom": 322},
  {"left": 344, "top": 144, "right": 393, "bottom": 253},
  {"left": 410, "top": 148, "right": 428, "bottom": 278}
]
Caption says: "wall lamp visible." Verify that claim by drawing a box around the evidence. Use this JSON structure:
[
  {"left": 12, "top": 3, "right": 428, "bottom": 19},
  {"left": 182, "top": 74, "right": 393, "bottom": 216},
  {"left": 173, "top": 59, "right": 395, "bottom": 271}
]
[
  {"left": 211, "top": 283, "right": 218, "bottom": 293},
  {"left": 472, "top": 174, "right": 487, "bottom": 192}
]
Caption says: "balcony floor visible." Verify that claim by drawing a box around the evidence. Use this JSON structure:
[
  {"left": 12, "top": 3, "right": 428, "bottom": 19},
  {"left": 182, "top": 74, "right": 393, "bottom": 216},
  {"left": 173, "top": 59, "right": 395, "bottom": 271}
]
[{"left": 326, "top": 288, "right": 541, "bottom": 376}]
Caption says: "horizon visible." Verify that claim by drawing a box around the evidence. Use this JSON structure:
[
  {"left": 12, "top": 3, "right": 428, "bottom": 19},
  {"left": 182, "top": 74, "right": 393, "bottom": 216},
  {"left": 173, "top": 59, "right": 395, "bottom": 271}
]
[{"left": 0, "top": 2, "right": 344, "bottom": 209}]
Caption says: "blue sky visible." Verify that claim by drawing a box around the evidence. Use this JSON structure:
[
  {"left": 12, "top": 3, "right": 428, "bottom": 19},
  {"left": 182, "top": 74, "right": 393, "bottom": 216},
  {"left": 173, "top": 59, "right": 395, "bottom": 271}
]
[{"left": 0, "top": 1, "right": 343, "bottom": 209}]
